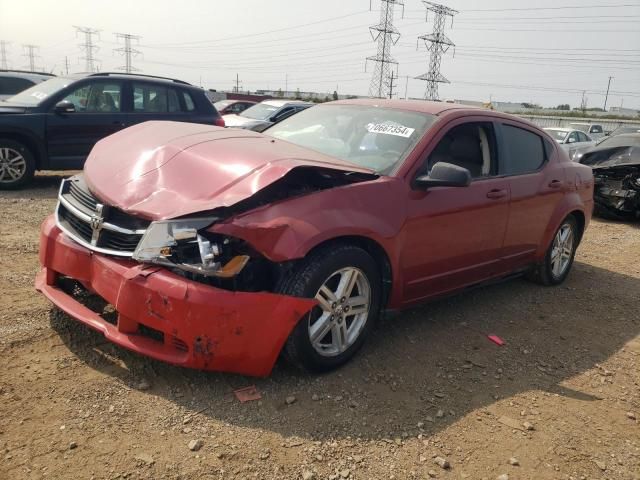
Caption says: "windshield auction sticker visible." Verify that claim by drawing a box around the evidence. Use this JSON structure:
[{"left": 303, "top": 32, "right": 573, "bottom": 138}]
[{"left": 366, "top": 123, "right": 415, "bottom": 138}]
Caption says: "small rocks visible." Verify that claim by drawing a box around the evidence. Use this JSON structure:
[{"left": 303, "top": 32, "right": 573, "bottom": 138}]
[
  {"left": 311, "top": 394, "right": 320, "bottom": 401},
  {"left": 436, "top": 409, "right": 445, "bottom": 418},
  {"left": 419, "top": 455, "right": 427, "bottom": 463},
  {"left": 626, "top": 411, "right": 636, "bottom": 420},
  {"left": 508, "top": 457, "right": 519, "bottom": 466},
  {"left": 594, "top": 460, "right": 607, "bottom": 471},
  {"left": 68, "top": 441, "right": 77, "bottom": 450},
  {"left": 136, "top": 380, "right": 151, "bottom": 391},
  {"left": 302, "top": 471, "right": 315, "bottom": 480},
  {"left": 259, "top": 451, "right": 270, "bottom": 460},
  {"left": 339, "top": 469, "right": 350, "bottom": 478},
  {"left": 188, "top": 439, "right": 204, "bottom": 452},
  {"left": 428, "top": 470, "right": 437, "bottom": 478},
  {"left": 523, "top": 421, "right": 535, "bottom": 431},
  {"left": 134, "top": 453, "right": 155, "bottom": 465},
  {"left": 497, "top": 474, "right": 509, "bottom": 480},
  {"left": 285, "top": 396, "right": 297, "bottom": 405},
  {"left": 108, "top": 405, "right": 115, "bottom": 413},
  {"left": 434, "top": 456, "right": 450, "bottom": 469}
]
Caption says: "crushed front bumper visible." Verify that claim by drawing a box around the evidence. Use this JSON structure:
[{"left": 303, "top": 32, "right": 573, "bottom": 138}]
[{"left": 35, "top": 215, "right": 316, "bottom": 377}]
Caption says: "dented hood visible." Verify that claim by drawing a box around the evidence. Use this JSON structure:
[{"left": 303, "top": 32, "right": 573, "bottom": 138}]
[{"left": 84, "top": 121, "right": 373, "bottom": 220}]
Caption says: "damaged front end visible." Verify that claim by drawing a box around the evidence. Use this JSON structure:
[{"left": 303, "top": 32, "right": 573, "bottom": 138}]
[
  {"left": 592, "top": 165, "right": 640, "bottom": 219},
  {"left": 580, "top": 144, "right": 640, "bottom": 220}
]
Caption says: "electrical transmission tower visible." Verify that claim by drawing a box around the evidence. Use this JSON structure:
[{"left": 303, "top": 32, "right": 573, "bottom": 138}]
[
  {"left": 74, "top": 26, "right": 101, "bottom": 72},
  {"left": 415, "top": 1, "right": 458, "bottom": 101},
  {"left": 366, "top": 0, "right": 404, "bottom": 99},
  {"left": 114, "top": 33, "right": 142, "bottom": 73},
  {"left": 0, "top": 41, "right": 10, "bottom": 69},
  {"left": 22, "top": 44, "right": 40, "bottom": 72}
]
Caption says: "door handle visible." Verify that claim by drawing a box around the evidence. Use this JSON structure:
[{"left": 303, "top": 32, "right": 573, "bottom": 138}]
[
  {"left": 486, "top": 189, "right": 507, "bottom": 199},
  {"left": 548, "top": 180, "right": 563, "bottom": 189}
]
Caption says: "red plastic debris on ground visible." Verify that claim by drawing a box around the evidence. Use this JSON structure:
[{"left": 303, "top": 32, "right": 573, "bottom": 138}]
[
  {"left": 487, "top": 334, "right": 505, "bottom": 346},
  {"left": 234, "top": 385, "right": 262, "bottom": 403}
]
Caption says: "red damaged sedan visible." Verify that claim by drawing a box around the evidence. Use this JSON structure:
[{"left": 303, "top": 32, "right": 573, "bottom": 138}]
[{"left": 36, "top": 99, "right": 594, "bottom": 376}]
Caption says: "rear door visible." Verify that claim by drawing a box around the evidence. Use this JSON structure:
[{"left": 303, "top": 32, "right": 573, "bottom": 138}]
[
  {"left": 45, "top": 80, "right": 126, "bottom": 169},
  {"left": 498, "top": 122, "right": 566, "bottom": 271}
]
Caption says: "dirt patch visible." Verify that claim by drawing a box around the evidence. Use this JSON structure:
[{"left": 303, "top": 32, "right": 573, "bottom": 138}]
[{"left": 1, "top": 174, "right": 639, "bottom": 480}]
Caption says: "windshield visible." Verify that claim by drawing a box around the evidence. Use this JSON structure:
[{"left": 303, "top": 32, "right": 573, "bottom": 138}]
[
  {"left": 241, "top": 102, "right": 280, "bottom": 120},
  {"left": 545, "top": 129, "right": 569, "bottom": 142},
  {"left": 264, "top": 104, "right": 437, "bottom": 174},
  {"left": 596, "top": 135, "right": 640, "bottom": 148},
  {"left": 5, "top": 77, "right": 74, "bottom": 106}
]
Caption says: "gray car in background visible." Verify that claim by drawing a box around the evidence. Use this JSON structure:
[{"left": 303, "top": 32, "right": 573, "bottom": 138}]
[
  {"left": 223, "top": 99, "right": 312, "bottom": 132},
  {"left": 544, "top": 127, "right": 596, "bottom": 160},
  {"left": 0, "top": 70, "right": 55, "bottom": 101}
]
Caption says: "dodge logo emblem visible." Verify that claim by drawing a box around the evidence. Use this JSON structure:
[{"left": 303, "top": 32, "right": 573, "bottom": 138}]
[{"left": 90, "top": 204, "right": 105, "bottom": 245}]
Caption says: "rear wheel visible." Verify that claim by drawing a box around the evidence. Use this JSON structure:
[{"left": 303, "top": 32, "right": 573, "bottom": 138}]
[
  {"left": 278, "top": 244, "right": 381, "bottom": 372},
  {"left": 528, "top": 215, "right": 579, "bottom": 286},
  {"left": 0, "top": 139, "right": 35, "bottom": 189}
]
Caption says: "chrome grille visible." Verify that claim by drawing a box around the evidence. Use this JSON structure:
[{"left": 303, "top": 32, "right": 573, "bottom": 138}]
[{"left": 55, "top": 177, "right": 150, "bottom": 257}]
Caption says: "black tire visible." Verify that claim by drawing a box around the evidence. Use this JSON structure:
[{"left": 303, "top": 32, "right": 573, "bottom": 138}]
[
  {"left": 277, "top": 244, "right": 382, "bottom": 373},
  {"left": 0, "top": 138, "right": 36, "bottom": 189},
  {"left": 527, "top": 215, "right": 579, "bottom": 286}
]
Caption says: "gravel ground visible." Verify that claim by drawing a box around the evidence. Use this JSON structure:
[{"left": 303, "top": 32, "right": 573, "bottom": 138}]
[{"left": 1, "top": 173, "right": 639, "bottom": 480}]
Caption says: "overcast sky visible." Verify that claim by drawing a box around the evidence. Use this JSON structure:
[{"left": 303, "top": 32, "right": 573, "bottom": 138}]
[{"left": 1, "top": 0, "right": 639, "bottom": 110}]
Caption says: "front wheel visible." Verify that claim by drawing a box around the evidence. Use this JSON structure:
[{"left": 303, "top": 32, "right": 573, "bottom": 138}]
[
  {"left": 528, "top": 215, "right": 579, "bottom": 286},
  {"left": 0, "top": 139, "right": 36, "bottom": 189},
  {"left": 278, "top": 245, "right": 381, "bottom": 373}
]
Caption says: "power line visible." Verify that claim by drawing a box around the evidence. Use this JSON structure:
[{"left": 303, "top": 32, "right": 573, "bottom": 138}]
[
  {"left": 113, "top": 33, "right": 142, "bottom": 73},
  {"left": 74, "top": 26, "right": 101, "bottom": 73},
  {"left": 22, "top": 44, "right": 40, "bottom": 72},
  {"left": 0, "top": 41, "right": 9, "bottom": 69},
  {"left": 415, "top": 1, "right": 458, "bottom": 100},
  {"left": 367, "top": 0, "right": 404, "bottom": 98},
  {"left": 434, "top": 3, "right": 640, "bottom": 12}
]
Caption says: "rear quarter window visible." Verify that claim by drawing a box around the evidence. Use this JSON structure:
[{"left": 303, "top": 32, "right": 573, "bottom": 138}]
[
  {"left": 0, "top": 77, "right": 35, "bottom": 95},
  {"left": 182, "top": 91, "right": 196, "bottom": 111},
  {"left": 501, "top": 124, "right": 546, "bottom": 175}
]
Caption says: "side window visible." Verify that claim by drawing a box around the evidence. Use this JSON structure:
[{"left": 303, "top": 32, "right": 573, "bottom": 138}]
[
  {"left": 590, "top": 125, "right": 603, "bottom": 134},
  {"left": 424, "top": 122, "right": 497, "bottom": 179},
  {"left": 134, "top": 84, "right": 181, "bottom": 113},
  {"left": 62, "top": 82, "right": 121, "bottom": 113},
  {"left": 567, "top": 131, "right": 579, "bottom": 143},
  {"left": 501, "top": 124, "right": 546, "bottom": 175},
  {"left": 577, "top": 132, "right": 589, "bottom": 142},
  {"left": 182, "top": 91, "right": 196, "bottom": 111},
  {"left": 273, "top": 107, "right": 294, "bottom": 121}
]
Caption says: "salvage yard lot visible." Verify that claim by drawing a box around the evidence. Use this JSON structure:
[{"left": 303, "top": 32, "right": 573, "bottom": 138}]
[{"left": 1, "top": 174, "right": 639, "bottom": 480}]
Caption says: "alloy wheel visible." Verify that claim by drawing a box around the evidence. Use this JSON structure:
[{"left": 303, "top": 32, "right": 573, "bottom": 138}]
[
  {"left": 550, "top": 223, "right": 574, "bottom": 279},
  {"left": 309, "top": 267, "right": 371, "bottom": 357},
  {"left": 0, "top": 147, "right": 27, "bottom": 184}
]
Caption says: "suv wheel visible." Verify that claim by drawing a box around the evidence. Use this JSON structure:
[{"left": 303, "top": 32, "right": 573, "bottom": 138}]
[{"left": 0, "top": 139, "right": 35, "bottom": 189}]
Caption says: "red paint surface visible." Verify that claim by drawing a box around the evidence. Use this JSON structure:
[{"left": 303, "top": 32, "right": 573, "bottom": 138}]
[{"left": 36, "top": 216, "right": 316, "bottom": 377}]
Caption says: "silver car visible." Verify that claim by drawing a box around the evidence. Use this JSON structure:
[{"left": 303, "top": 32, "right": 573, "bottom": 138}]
[{"left": 544, "top": 128, "right": 596, "bottom": 159}]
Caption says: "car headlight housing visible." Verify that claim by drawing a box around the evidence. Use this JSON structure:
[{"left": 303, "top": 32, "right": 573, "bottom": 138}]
[{"left": 133, "top": 218, "right": 248, "bottom": 277}]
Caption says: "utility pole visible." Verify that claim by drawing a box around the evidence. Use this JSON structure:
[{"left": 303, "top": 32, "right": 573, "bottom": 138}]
[
  {"left": 234, "top": 73, "right": 242, "bottom": 93},
  {"left": 415, "top": 1, "right": 458, "bottom": 101},
  {"left": 22, "top": 44, "right": 40, "bottom": 71},
  {"left": 403, "top": 75, "right": 409, "bottom": 99},
  {"left": 580, "top": 90, "right": 587, "bottom": 114},
  {"left": 388, "top": 70, "right": 398, "bottom": 99},
  {"left": 285, "top": 73, "right": 288, "bottom": 96},
  {"left": 114, "top": 33, "right": 142, "bottom": 73},
  {"left": 603, "top": 76, "right": 613, "bottom": 112},
  {"left": 64, "top": 56, "right": 70, "bottom": 75},
  {"left": 366, "top": 0, "right": 404, "bottom": 99},
  {"left": 0, "top": 41, "right": 9, "bottom": 69},
  {"left": 74, "top": 26, "right": 100, "bottom": 72}
]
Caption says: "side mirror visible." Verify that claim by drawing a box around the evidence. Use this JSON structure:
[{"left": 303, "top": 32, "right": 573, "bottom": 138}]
[
  {"left": 414, "top": 162, "right": 472, "bottom": 190},
  {"left": 54, "top": 100, "right": 75, "bottom": 114},
  {"left": 567, "top": 137, "right": 576, "bottom": 144}
]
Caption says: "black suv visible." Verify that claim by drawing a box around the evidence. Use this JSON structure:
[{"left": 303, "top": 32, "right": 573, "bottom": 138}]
[{"left": 0, "top": 72, "right": 224, "bottom": 188}]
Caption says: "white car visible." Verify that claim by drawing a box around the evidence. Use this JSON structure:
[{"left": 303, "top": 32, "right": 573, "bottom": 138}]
[
  {"left": 569, "top": 122, "right": 605, "bottom": 141},
  {"left": 544, "top": 128, "right": 596, "bottom": 159},
  {"left": 222, "top": 99, "right": 312, "bottom": 131}
]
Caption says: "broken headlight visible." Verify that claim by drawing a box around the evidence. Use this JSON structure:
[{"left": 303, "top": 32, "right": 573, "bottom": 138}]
[{"left": 132, "top": 218, "right": 248, "bottom": 278}]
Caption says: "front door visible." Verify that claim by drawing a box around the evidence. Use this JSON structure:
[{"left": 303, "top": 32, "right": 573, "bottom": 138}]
[
  {"left": 401, "top": 120, "right": 510, "bottom": 304},
  {"left": 45, "top": 81, "right": 127, "bottom": 169}
]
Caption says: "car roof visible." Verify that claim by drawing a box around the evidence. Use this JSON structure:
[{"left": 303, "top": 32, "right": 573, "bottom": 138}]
[
  {"left": 544, "top": 127, "right": 572, "bottom": 132},
  {"left": 66, "top": 72, "right": 193, "bottom": 87},
  {"left": 262, "top": 99, "right": 313, "bottom": 107},
  {"left": 0, "top": 70, "right": 55, "bottom": 81},
  {"left": 327, "top": 98, "right": 482, "bottom": 116}
]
